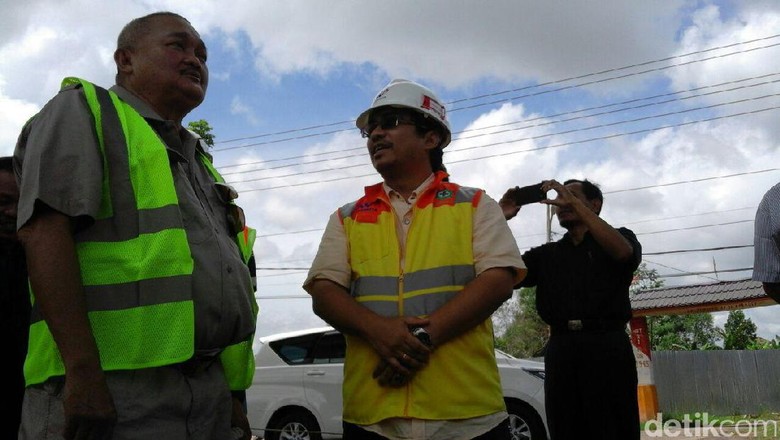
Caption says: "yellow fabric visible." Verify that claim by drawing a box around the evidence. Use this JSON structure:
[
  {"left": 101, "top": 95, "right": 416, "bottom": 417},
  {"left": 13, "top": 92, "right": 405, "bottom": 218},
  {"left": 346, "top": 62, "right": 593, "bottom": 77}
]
[{"left": 340, "top": 173, "right": 505, "bottom": 424}]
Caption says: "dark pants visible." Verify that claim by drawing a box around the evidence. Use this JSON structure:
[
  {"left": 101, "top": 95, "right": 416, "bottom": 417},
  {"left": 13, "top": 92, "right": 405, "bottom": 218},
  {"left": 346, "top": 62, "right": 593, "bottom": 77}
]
[
  {"left": 544, "top": 329, "right": 639, "bottom": 440},
  {"left": 343, "top": 418, "right": 510, "bottom": 440}
]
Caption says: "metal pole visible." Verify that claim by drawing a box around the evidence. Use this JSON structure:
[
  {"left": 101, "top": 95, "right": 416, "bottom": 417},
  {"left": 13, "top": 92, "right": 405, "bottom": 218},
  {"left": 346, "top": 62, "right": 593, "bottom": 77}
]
[{"left": 546, "top": 204, "right": 552, "bottom": 243}]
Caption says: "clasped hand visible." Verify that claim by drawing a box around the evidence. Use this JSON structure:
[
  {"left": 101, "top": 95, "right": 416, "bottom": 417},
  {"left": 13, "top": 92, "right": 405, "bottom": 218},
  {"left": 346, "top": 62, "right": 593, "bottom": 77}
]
[{"left": 367, "top": 316, "right": 432, "bottom": 387}]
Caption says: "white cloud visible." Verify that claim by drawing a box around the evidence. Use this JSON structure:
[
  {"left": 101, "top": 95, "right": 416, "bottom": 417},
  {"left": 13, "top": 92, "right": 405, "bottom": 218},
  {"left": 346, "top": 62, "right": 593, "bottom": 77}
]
[{"left": 3, "top": 0, "right": 780, "bottom": 340}]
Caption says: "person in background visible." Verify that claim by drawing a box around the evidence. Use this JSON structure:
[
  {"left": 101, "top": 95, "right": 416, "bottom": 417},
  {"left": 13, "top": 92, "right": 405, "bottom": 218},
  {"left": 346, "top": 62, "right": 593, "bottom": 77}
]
[
  {"left": 0, "top": 155, "right": 30, "bottom": 437},
  {"left": 501, "top": 179, "right": 641, "bottom": 440},
  {"left": 304, "top": 78, "right": 526, "bottom": 440},
  {"left": 753, "top": 182, "right": 780, "bottom": 302},
  {"left": 14, "top": 12, "right": 256, "bottom": 439}
]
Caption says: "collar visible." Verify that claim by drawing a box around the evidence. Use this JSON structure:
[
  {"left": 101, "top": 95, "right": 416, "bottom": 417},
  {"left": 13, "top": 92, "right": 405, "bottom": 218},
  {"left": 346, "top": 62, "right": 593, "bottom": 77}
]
[
  {"left": 109, "top": 85, "right": 165, "bottom": 121},
  {"left": 382, "top": 173, "right": 436, "bottom": 203},
  {"left": 108, "top": 84, "right": 204, "bottom": 158}
]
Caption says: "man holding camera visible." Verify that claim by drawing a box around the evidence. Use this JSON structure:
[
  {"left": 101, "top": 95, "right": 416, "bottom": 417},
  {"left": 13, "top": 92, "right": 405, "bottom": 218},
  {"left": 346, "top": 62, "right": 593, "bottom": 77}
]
[
  {"left": 304, "top": 79, "right": 526, "bottom": 440},
  {"left": 501, "top": 179, "right": 641, "bottom": 440}
]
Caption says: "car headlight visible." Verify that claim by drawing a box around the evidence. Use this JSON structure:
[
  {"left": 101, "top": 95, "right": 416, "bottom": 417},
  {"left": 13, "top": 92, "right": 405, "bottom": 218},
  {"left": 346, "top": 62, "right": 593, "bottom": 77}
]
[{"left": 522, "top": 368, "right": 545, "bottom": 380}]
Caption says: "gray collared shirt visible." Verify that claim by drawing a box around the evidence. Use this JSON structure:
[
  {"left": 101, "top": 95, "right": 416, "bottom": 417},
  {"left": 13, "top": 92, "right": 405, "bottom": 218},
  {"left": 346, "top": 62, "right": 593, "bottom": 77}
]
[{"left": 14, "top": 82, "right": 255, "bottom": 352}]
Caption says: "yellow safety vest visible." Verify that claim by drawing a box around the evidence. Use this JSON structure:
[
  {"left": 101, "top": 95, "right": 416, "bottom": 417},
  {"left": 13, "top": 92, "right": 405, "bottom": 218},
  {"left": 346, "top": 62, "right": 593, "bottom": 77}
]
[{"left": 339, "top": 171, "right": 505, "bottom": 424}]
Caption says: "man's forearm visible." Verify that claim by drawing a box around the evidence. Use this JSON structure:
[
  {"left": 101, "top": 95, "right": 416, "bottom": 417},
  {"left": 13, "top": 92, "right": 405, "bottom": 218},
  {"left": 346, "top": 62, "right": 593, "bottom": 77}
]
[
  {"left": 426, "top": 267, "right": 515, "bottom": 346},
  {"left": 306, "top": 278, "right": 379, "bottom": 338},
  {"left": 19, "top": 209, "right": 102, "bottom": 374},
  {"left": 575, "top": 204, "right": 634, "bottom": 262}
]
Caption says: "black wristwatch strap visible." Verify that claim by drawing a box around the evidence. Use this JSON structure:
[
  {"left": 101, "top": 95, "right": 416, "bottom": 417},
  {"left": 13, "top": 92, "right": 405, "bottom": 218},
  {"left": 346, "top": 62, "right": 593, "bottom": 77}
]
[{"left": 411, "top": 327, "right": 432, "bottom": 347}]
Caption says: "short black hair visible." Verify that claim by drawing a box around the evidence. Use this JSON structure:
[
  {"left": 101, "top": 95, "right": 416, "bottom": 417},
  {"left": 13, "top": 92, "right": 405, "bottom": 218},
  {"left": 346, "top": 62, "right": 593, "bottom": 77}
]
[
  {"left": 117, "top": 12, "right": 190, "bottom": 51},
  {"left": 564, "top": 178, "right": 602, "bottom": 203},
  {"left": 0, "top": 156, "right": 13, "bottom": 174}
]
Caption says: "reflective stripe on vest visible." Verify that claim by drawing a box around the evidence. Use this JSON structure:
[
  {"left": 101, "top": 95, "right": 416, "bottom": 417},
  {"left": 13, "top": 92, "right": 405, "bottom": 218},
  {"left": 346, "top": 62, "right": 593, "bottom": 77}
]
[
  {"left": 25, "top": 77, "right": 195, "bottom": 386},
  {"left": 339, "top": 172, "right": 505, "bottom": 423}
]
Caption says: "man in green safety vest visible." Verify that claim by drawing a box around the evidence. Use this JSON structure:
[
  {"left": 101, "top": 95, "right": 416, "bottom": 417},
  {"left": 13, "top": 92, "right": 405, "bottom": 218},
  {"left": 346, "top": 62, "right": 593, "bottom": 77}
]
[{"left": 14, "top": 12, "right": 257, "bottom": 440}]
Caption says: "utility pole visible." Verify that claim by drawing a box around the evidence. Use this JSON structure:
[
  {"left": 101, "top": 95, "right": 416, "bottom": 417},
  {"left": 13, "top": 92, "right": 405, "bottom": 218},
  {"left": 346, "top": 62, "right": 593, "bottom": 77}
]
[{"left": 546, "top": 204, "right": 553, "bottom": 243}]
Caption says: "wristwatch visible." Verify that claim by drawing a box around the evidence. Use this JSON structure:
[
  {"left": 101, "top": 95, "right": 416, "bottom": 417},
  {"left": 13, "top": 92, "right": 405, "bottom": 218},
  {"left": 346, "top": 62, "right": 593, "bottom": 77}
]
[{"left": 411, "top": 327, "right": 433, "bottom": 348}]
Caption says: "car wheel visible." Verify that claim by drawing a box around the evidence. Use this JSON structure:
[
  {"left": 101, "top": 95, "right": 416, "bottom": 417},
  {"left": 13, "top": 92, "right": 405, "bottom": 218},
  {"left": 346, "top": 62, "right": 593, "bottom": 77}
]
[
  {"left": 266, "top": 409, "right": 323, "bottom": 440},
  {"left": 506, "top": 400, "right": 546, "bottom": 440}
]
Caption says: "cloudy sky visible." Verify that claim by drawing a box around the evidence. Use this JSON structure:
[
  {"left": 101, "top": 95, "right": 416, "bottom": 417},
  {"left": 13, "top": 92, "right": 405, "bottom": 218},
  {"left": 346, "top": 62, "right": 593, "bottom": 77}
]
[{"left": 2, "top": 0, "right": 779, "bottom": 342}]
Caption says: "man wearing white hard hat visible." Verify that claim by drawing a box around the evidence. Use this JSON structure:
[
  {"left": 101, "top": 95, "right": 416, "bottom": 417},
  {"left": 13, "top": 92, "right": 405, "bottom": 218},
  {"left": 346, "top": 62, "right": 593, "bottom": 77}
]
[{"left": 304, "top": 79, "right": 526, "bottom": 440}]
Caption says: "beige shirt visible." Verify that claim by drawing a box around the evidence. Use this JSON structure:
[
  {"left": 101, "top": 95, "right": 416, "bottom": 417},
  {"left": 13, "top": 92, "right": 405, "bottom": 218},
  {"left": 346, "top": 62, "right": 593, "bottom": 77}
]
[{"left": 305, "top": 174, "right": 525, "bottom": 440}]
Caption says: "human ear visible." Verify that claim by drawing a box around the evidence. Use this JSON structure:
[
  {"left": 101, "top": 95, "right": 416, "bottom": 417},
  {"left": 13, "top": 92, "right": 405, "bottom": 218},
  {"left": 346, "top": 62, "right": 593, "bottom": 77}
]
[
  {"left": 423, "top": 130, "right": 441, "bottom": 151},
  {"left": 114, "top": 48, "right": 133, "bottom": 75},
  {"left": 591, "top": 199, "right": 603, "bottom": 215}
]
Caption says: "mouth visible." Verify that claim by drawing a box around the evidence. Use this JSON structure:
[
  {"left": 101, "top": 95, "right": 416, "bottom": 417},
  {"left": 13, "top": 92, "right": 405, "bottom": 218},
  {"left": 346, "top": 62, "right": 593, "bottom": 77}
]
[
  {"left": 182, "top": 69, "right": 202, "bottom": 85},
  {"left": 371, "top": 143, "right": 391, "bottom": 157}
]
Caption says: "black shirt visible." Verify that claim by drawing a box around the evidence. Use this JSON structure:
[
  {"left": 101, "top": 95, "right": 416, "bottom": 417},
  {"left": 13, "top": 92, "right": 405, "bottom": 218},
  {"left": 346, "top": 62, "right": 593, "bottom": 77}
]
[
  {"left": 1, "top": 240, "right": 30, "bottom": 436},
  {"left": 518, "top": 227, "right": 641, "bottom": 326}
]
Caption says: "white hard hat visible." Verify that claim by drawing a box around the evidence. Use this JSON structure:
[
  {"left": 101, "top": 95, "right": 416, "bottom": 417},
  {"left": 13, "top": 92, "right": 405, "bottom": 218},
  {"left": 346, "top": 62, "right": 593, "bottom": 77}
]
[{"left": 356, "top": 79, "right": 451, "bottom": 148}]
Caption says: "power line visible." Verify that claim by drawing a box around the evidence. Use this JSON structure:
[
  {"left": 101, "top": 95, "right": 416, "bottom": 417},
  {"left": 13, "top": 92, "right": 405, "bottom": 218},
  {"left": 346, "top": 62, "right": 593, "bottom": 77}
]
[
  {"left": 605, "top": 170, "right": 778, "bottom": 195},
  {"left": 643, "top": 259, "right": 720, "bottom": 283},
  {"left": 621, "top": 207, "right": 756, "bottom": 226},
  {"left": 229, "top": 105, "right": 780, "bottom": 192},
  {"left": 449, "top": 34, "right": 780, "bottom": 106},
  {"left": 657, "top": 267, "right": 752, "bottom": 278},
  {"left": 257, "top": 205, "right": 757, "bottom": 240},
  {"left": 211, "top": 33, "right": 780, "bottom": 149},
  {"left": 219, "top": 73, "right": 780, "bottom": 177},
  {"left": 634, "top": 219, "right": 753, "bottom": 236},
  {"left": 643, "top": 244, "right": 753, "bottom": 256}
]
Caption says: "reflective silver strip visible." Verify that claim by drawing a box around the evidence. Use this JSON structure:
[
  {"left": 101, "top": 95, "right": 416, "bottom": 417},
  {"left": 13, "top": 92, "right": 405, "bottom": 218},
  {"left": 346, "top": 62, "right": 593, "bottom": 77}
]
[
  {"left": 30, "top": 275, "right": 192, "bottom": 324},
  {"left": 354, "top": 298, "right": 399, "bottom": 318},
  {"left": 95, "top": 86, "right": 139, "bottom": 228},
  {"left": 404, "top": 265, "right": 475, "bottom": 292},
  {"left": 456, "top": 186, "right": 480, "bottom": 204},
  {"left": 339, "top": 201, "right": 357, "bottom": 219},
  {"left": 351, "top": 265, "right": 475, "bottom": 316},
  {"left": 351, "top": 275, "right": 398, "bottom": 297},
  {"left": 352, "top": 266, "right": 475, "bottom": 298},
  {"left": 403, "top": 289, "right": 462, "bottom": 316},
  {"left": 78, "top": 204, "right": 182, "bottom": 242}
]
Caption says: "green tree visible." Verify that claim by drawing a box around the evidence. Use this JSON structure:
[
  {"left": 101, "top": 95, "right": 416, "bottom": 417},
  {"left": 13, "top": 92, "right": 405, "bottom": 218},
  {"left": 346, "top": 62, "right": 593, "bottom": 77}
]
[
  {"left": 749, "top": 335, "right": 780, "bottom": 349},
  {"left": 187, "top": 119, "right": 215, "bottom": 148},
  {"left": 629, "top": 263, "right": 662, "bottom": 296},
  {"left": 495, "top": 287, "right": 547, "bottom": 358},
  {"left": 722, "top": 310, "right": 757, "bottom": 349},
  {"left": 647, "top": 313, "right": 719, "bottom": 350}
]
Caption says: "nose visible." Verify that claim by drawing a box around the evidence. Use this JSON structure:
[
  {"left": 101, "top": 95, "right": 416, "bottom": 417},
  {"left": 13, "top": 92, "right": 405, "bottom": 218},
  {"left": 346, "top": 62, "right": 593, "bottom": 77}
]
[
  {"left": 368, "top": 126, "right": 387, "bottom": 143},
  {"left": 1, "top": 202, "right": 16, "bottom": 218},
  {"left": 184, "top": 50, "right": 202, "bottom": 68}
]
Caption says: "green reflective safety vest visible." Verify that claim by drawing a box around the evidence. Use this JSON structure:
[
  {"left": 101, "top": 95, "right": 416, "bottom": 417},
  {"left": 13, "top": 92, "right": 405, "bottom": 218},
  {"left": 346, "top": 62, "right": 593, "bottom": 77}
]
[
  {"left": 25, "top": 77, "right": 257, "bottom": 390},
  {"left": 339, "top": 171, "right": 505, "bottom": 424}
]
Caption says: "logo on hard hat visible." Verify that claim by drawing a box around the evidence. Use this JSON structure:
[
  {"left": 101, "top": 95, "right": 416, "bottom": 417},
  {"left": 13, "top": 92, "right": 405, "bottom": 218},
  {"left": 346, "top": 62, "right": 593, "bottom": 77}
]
[
  {"left": 374, "top": 87, "right": 391, "bottom": 104},
  {"left": 421, "top": 95, "right": 446, "bottom": 121}
]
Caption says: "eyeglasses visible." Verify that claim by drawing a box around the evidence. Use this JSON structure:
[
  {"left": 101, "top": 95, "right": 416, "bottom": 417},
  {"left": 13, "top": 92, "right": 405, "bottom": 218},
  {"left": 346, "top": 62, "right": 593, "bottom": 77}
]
[{"left": 360, "top": 113, "right": 418, "bottom": 138}]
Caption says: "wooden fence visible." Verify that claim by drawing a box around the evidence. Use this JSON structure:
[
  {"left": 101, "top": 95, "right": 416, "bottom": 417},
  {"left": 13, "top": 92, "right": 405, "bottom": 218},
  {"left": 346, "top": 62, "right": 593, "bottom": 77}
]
[{"left": 652, "top": 349, "right": 780, "bottom": 415}]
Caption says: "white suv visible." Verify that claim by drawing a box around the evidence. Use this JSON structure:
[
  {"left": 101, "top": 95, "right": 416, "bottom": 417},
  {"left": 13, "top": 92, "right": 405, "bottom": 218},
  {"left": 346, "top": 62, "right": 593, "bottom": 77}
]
[{"left": 246, "top": 327, "right": 548, "bottom": 440}]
